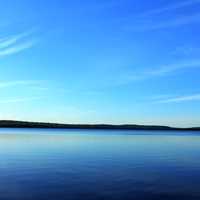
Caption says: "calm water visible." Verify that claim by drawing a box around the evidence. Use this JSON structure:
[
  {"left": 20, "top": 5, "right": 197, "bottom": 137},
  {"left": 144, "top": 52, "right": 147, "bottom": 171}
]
[{"left": 0, "top": 129, "right": 200, "bottom": 200}]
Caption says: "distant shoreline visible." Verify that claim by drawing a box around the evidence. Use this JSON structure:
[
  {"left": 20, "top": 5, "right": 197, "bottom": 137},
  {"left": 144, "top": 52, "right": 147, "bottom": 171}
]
[{"left": 0, "top": 120, "right": 199, "bottom": 131}]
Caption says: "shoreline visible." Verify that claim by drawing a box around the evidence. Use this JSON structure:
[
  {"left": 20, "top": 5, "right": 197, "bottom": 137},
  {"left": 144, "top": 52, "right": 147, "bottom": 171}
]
[{"left": 0, "top": 120, "right": 199, "bottom": 131}]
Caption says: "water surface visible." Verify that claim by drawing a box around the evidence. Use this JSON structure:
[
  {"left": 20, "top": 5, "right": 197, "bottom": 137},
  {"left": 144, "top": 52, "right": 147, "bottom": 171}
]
[{"left": 0, "top": 129, "right": 200, "bottom": 200}]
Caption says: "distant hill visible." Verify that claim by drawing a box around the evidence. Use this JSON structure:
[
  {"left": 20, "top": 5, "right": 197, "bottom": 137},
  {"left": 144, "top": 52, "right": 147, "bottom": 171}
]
[{"left": 0, "top": 120, "right": 199, "bottom": 131}]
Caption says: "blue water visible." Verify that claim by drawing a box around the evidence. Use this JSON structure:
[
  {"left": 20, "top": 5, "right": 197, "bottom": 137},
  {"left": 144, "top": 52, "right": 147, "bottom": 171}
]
[{"left": 0, "top": 129, "right": 200, "bottom": 200}]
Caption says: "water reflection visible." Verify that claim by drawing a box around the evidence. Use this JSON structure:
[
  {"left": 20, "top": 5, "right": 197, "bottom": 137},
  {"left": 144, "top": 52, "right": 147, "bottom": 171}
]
[{"left": 0, "top": 129, "right": 200, "bottom": 200}]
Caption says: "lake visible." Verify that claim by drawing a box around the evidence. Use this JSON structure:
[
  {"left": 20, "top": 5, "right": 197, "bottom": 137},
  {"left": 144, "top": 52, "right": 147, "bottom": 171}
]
[{"left": 0, "top": 129, "right": 200, "bottom": 200}]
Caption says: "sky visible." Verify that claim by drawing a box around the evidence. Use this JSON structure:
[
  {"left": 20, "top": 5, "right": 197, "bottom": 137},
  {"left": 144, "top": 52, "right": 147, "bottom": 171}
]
[{"left": 0, "top": 0, "right": 200, "bottom": 127}]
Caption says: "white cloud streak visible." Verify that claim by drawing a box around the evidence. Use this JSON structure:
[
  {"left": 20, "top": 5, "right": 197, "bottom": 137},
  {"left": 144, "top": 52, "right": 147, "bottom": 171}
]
[
  {"left": 0, "top": 30, "right": 35, "bottom": 49},
  {"left": 0, "top": 39, "right": 37, "bottom": 57},
  {"left": 156, "top": 94, "right": 200, "bottom": 103},
  {"left": 0, "top": 80, "right": 42, "bottom": 89},
  {"left": 147, "top": 60, "right": 200, "bottom": 76},
  {"left": 140, "top": 0, "right": 200, "bottom": 17},
  {"left": 128, "top": 13, "right": 200, "bottom": 31},
  {"left": 127, "top": 0, "right": 200, "bottom": 31},
  {"left": 0, "top": 96, "right": 44, "bottom": 104},
  {"left": 0, "top": 29, "right": 38, "bottom": 57},
  {"left": 127, "top": 59, "right": 200, "bottom": 81},
  {"left": 142, "top": 13, "right": 200, "bottom": 31}
]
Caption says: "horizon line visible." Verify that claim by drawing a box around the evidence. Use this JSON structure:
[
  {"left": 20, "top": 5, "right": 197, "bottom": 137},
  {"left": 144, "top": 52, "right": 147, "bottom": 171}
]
[{"left": 0, "top": 119, "right": 199, "bottom": 130}]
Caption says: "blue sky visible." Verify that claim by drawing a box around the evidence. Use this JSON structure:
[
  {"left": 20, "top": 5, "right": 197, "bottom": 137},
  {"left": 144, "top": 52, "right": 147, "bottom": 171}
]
[{"left": 0, "top": 0, "right": 200, "bottom": 127}]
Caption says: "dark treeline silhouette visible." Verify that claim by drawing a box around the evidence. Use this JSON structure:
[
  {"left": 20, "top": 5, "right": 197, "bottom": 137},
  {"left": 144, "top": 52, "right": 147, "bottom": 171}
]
[{"left": 0, "top": 120, "right": 199, "bottom": 131}]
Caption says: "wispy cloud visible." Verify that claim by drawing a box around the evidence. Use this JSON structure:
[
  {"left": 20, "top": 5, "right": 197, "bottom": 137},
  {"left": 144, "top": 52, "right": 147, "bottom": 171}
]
[
  {"left": 146, "top": 60, "right": 200, "bottom": 76},
  {"left": 0, "top": 29, "right": 35, "bottom": 49},
  {"left": 139, "top": 0, "right": 200, "bottom": 17},
  {"left": 0, "top": 80, "right": 42, "bottom": 89},
  {"left": 127, "top": 59, "right": 200, "bottom": 81},
  {"left": 0, "top": 29, "right": 38, "bottom": 57},
  {"left": 128, "top": 13, "right": 200, "bottom": 32},
  {"left": 30, "top": 86, "right": 71, "bottom": 95},
  {"left": 156, "top": 94, "right": 200, "bottom": 103},
  {"left": 143, "top": 13, "right": 200, "bottom": 31},
  {"left": 0, "top": 40, "right": 37, "bottom": 57},
  {"left": 127, "top": 0, "right": 200, "bottom": 31},
  {"left": 0, "top": 96, "right": 44, "bottom": 104}
]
